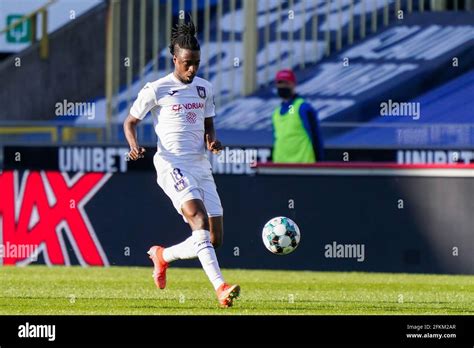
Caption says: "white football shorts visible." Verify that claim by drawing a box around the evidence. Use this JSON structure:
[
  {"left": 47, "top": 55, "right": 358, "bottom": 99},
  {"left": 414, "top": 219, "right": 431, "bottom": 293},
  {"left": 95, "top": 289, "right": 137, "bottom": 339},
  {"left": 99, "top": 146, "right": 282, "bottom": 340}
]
[{"left": 154, "top": 153, "right": 223, "bottom": 221}]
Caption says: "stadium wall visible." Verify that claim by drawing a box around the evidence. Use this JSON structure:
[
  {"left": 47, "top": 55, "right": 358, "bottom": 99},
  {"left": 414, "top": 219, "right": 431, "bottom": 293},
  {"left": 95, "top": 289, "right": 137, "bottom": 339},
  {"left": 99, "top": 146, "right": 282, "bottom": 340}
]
[
  {"left": 0, "top": 2, "right": 107, "bottom": 121},
  {"left": 0, "top": 0, "right": 185, "bottom": 121}
]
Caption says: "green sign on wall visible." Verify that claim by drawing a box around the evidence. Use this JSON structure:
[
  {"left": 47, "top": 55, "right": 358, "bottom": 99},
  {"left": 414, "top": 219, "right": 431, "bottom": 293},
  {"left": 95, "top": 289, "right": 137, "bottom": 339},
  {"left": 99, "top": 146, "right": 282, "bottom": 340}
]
[{"left": 6, "top": 14, "right": 31, "bottom": 43}]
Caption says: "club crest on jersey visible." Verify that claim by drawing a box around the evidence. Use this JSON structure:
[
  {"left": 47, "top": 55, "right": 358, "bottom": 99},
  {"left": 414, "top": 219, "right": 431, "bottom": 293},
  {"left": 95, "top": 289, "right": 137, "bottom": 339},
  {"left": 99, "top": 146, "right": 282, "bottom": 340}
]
[
  {"left": 186, "top": 112, "right": 197, "bottom": 124},
  {"left": 196, "top": 86, "right": 206, "bottom": 99}
]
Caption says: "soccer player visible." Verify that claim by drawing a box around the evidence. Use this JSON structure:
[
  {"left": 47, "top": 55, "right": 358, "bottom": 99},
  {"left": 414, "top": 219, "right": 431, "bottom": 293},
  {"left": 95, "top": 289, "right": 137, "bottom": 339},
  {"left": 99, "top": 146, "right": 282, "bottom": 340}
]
[{"left": 123, "top": 19, "right": 240, "bottom": 307}]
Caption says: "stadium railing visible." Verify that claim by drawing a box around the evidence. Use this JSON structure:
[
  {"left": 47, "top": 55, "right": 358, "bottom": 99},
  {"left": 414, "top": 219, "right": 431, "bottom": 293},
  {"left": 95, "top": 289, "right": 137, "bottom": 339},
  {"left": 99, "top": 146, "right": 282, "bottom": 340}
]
[{"left": 0, "top": 121, "right": 104, "bottom": 144}]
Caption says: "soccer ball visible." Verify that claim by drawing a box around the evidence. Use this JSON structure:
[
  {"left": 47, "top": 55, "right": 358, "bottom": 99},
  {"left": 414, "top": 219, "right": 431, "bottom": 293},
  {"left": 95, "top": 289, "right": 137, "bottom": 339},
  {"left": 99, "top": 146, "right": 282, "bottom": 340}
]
[{"left": 262, "top": 216, "right": 301, "bottom": 255}]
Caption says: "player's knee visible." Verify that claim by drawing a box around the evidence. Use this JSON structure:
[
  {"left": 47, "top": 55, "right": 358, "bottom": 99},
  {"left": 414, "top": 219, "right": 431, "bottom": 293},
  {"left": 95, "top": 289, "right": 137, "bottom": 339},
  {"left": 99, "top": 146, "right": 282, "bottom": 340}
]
[{"left": 188, "top": 211, "right": 209, "bottom": 230}]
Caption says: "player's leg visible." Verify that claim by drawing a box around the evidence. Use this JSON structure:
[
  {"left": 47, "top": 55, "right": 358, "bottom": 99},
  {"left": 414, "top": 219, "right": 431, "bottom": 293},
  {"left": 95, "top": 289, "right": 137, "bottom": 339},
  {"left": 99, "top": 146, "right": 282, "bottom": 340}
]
[
  {"left": 160, "top": 235, "right": 196, "bottom": 261},
  {"left": 181, "top": 199, "right": 239, "bottom": 307},
  {"left": 181, "top": 198, "right": 209, "bottom": 230},
  {"left": 161, "top": 205, "right": 223, "bottom": 262},
  {"left": 192, "top": 169, "right": 239, "bottom": 306},
  {"left": 147, "top": 193, "right": 202, "bottom": 290},
  {"left": 148, "top": 164, "right": 201, "bottom": 289},
  {"left": 209, "top": 216, "right": 223, "bottom": 248},
  {"left": 180, "top": 198, "right": 222, "bottom": 291},
  {"left": 148, "top": 165, "right": 226, "bottom": 289},
  {"left": 148, "top": 163, "right": 239, "bottom": 305},
  {"left": 200, "top": 168, "right": 225, "bottom": 249}
]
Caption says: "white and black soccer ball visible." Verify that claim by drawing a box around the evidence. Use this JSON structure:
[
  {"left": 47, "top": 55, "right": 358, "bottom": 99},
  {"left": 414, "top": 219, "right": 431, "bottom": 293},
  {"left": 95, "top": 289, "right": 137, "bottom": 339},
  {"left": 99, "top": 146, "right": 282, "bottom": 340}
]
[{"left": 262, "top": 216, "right": 301, "bottom": 255}]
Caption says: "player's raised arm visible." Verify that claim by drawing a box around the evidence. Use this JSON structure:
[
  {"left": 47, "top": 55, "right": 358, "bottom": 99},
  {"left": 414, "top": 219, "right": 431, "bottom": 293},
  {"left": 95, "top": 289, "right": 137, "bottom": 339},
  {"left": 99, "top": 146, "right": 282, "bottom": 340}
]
[
  {"left": 124, "top": 84, "right": 157, "bottom": 160},
  {"left": 123, "top": 114, "right": 146, "bottom": 160},
  {"left": 205, "top": 117, "right": 222, "bottom": 154}
]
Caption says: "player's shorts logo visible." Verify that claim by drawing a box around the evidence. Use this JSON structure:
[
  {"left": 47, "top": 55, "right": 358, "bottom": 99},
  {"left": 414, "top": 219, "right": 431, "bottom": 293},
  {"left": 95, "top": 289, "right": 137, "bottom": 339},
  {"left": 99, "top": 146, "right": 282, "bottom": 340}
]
[
  {"left": 186, "top": 112, "right": 197, "bottom": 124},
  {"left": 170, "top": 168, "right": 189, "bottom": 192},
  {"left": 196, "top": 86, "right": 206, "bottom": 99}
]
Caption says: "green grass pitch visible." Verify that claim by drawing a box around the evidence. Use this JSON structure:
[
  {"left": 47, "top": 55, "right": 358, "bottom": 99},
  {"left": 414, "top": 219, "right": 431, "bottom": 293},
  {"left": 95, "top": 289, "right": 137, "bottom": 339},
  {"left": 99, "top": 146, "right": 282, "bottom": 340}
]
[{"left": 0, "top": 266, "right": 473, "bottom": 315}]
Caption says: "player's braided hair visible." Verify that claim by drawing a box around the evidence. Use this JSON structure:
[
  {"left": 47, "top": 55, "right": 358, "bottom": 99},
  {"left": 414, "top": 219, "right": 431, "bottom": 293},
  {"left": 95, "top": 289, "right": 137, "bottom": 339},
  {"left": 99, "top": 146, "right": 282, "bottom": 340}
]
[{"left": 169, "top": 18, "right": 200, "bottom": 55}]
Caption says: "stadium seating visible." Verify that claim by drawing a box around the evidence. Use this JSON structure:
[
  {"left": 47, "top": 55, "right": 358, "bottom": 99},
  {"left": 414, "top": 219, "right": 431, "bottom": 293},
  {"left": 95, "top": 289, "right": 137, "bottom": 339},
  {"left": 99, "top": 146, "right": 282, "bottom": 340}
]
[{"left": 326, "top": 68, "right": 474, "bottom": 148}]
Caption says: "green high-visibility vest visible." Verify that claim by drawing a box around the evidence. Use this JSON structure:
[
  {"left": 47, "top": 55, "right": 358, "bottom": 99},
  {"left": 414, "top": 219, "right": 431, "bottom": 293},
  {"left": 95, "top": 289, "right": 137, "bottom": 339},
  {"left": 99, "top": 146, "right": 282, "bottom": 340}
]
[{"left": 272, "top": 97, "right": 316, "bottom": 163}]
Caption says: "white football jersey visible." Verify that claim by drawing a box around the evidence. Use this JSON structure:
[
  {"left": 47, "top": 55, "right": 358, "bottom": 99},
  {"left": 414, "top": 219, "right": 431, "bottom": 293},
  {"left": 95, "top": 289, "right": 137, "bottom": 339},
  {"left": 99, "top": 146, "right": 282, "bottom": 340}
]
[{"left": 130, "top": 72, "right": 215, "bottom": 164}]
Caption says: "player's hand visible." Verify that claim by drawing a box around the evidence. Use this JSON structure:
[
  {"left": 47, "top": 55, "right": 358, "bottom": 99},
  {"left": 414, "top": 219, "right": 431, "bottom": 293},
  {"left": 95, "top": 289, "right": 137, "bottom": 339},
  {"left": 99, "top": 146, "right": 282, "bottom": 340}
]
[
  {"left": 127, "top": 146, "right": 146, "bottom": 161},
  {"left": 206, "top": 134, "right": 223, "bottom": 154}
]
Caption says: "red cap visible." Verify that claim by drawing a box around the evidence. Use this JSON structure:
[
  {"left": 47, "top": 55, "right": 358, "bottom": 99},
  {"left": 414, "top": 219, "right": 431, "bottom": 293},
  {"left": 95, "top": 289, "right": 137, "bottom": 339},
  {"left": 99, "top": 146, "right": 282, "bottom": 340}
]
[{"left": 275, "top": 69, "right": 296, "bottom": 84}]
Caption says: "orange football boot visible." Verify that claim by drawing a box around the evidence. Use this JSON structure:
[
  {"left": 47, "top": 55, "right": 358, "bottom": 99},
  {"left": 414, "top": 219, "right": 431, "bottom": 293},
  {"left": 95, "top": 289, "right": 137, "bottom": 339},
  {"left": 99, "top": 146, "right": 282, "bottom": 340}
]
[
  {"left": 147, "top": 246, "right": 169, "bottom": 289},
  {"left": 216, "top": 283, "right": 240, "bottom": 308}
]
